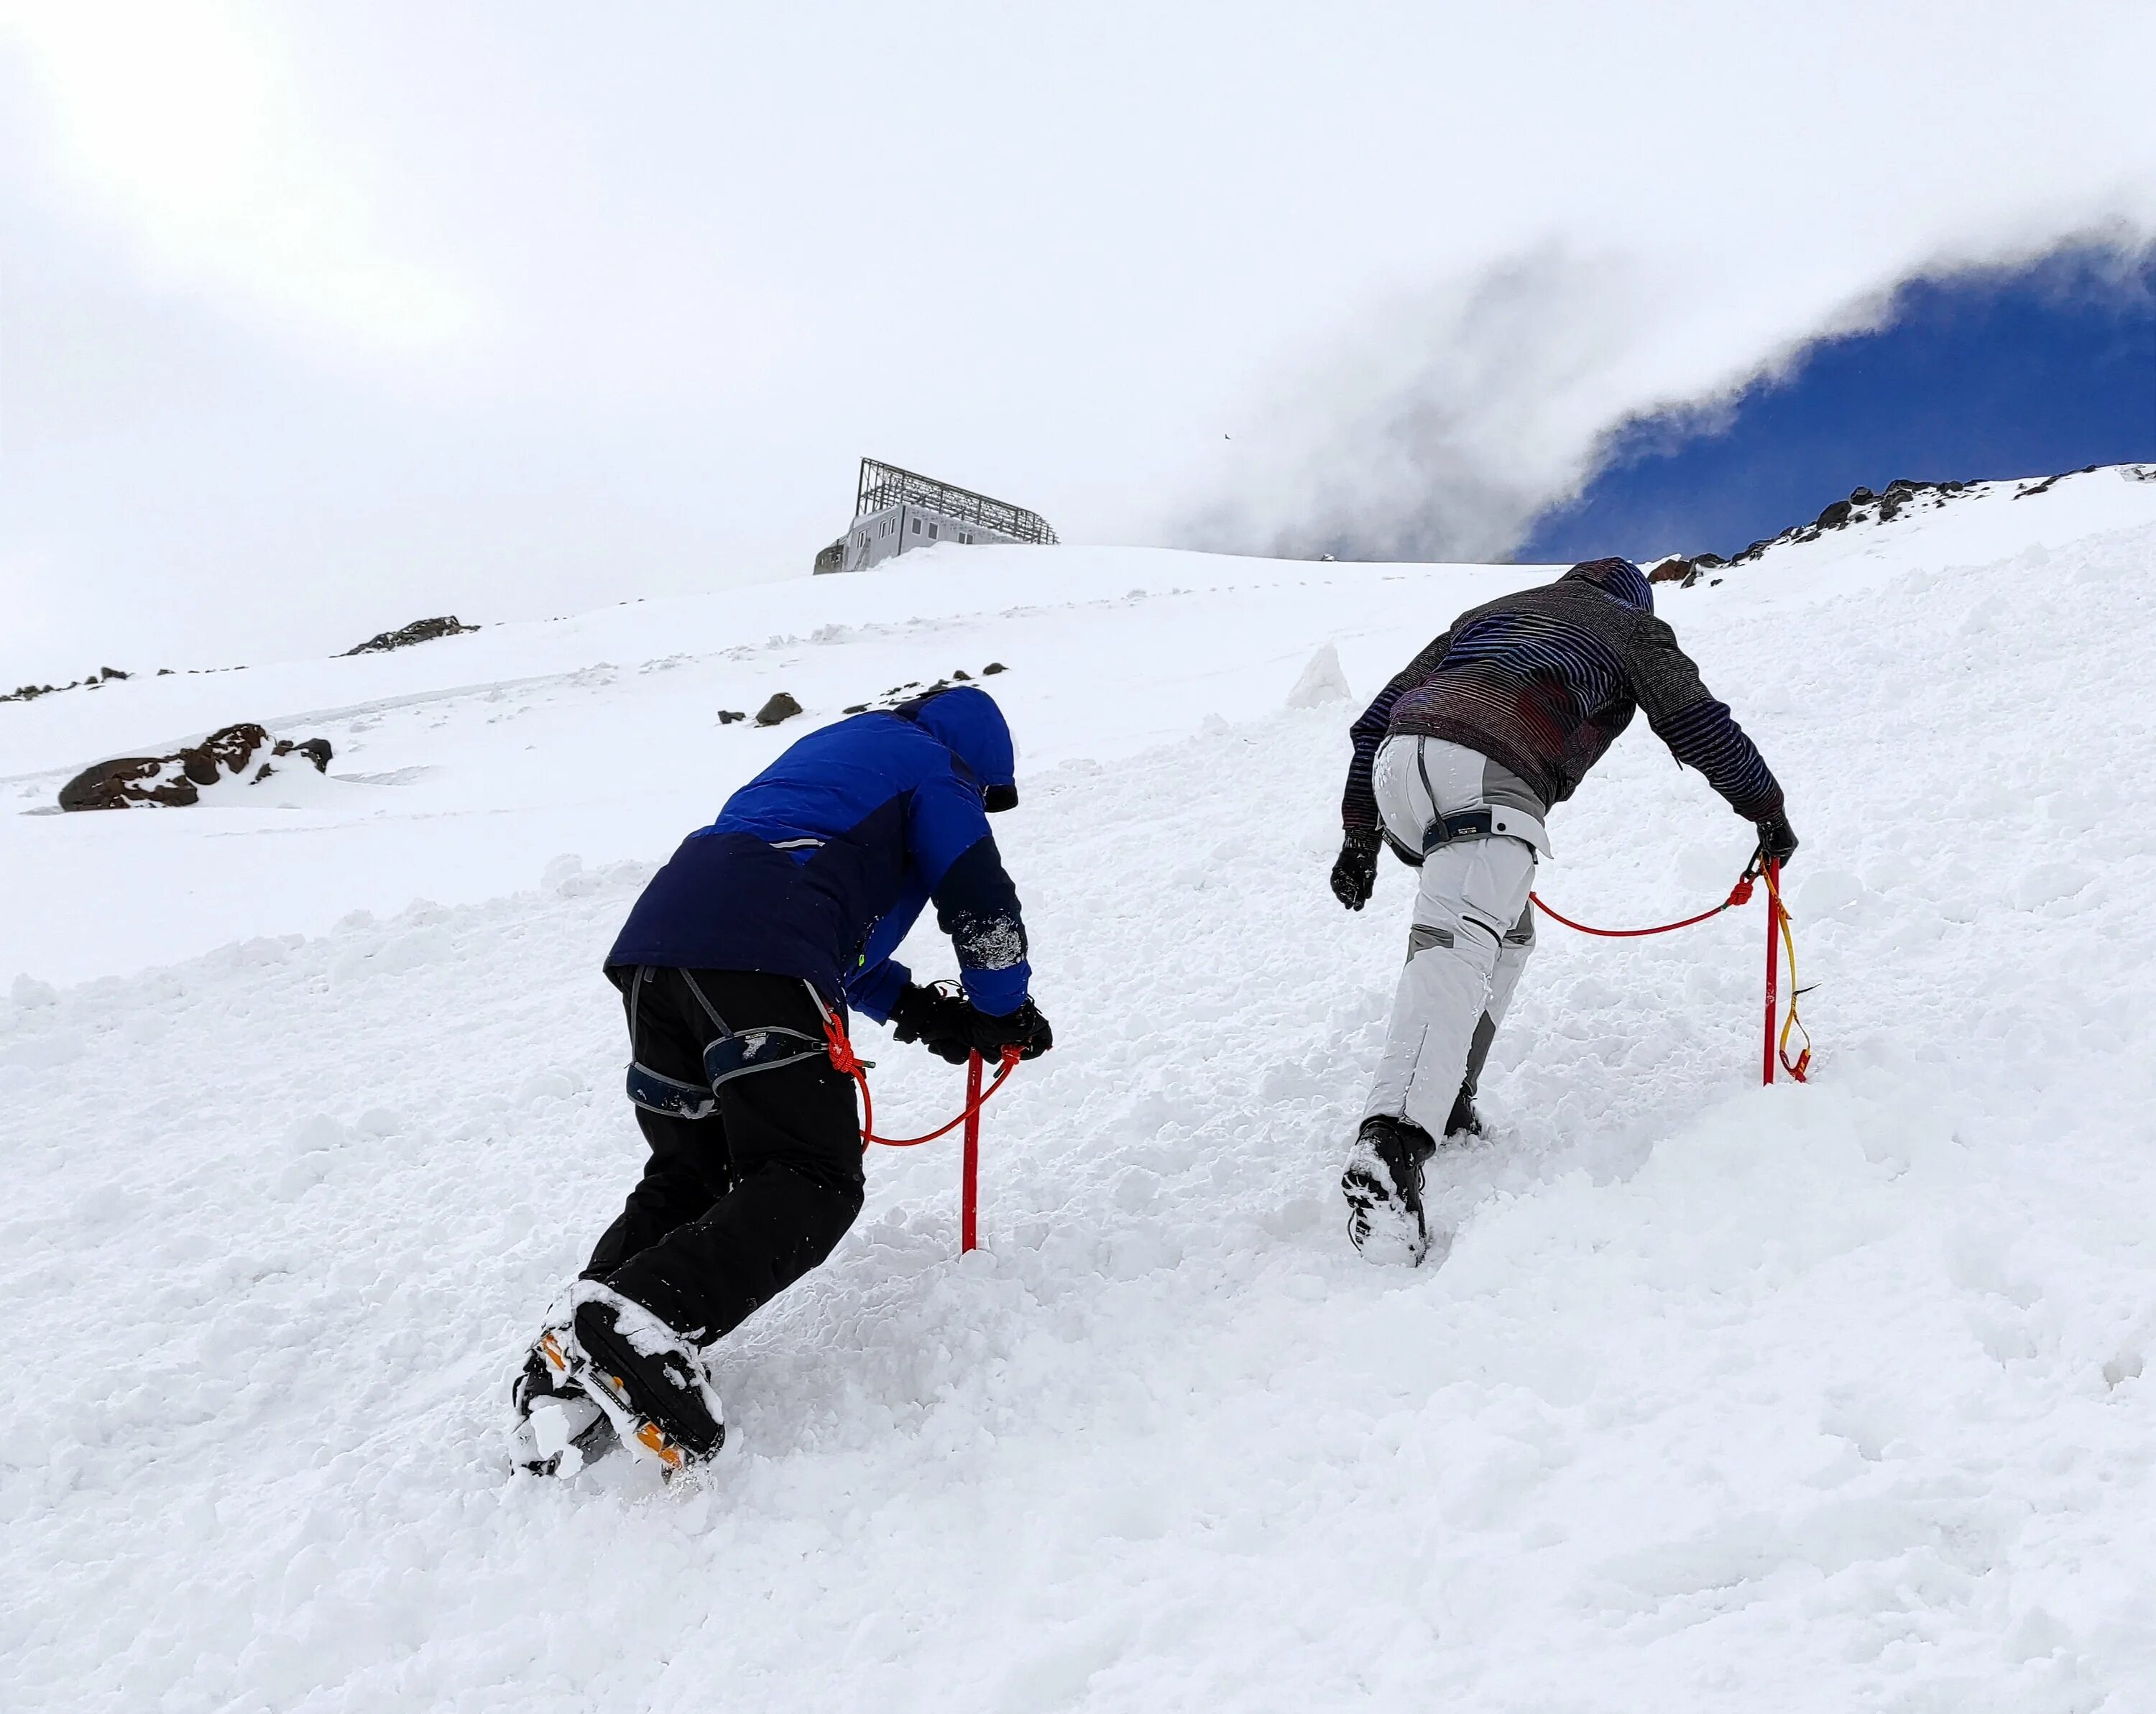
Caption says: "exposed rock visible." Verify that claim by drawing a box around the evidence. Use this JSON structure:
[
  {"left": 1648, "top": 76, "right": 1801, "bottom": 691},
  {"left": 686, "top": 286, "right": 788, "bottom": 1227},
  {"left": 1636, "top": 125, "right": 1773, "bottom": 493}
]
[
  {"left": 4, "top": 665, "right": 132, "bottom": 704},
  {"left": 2014, "top": 465, "right": 2097, "bottom": 501},
  {"left": 58, "top": 724, "right": 333, "bottom": 811},
  {"left": 1723, "top": 477, "right": 1973, "bottom": 567},
  {"left": 1648, "top": 557, "right": 1693, "bottom": 584},
  {"left": 344, "top": 617, "right": 479, "bottom": 656},
  {"left": 732, "top": 666, "right": 1013, "bottom": 732},
  {"left": 60, "top": 755, "right": 195, "bottom": 810}
]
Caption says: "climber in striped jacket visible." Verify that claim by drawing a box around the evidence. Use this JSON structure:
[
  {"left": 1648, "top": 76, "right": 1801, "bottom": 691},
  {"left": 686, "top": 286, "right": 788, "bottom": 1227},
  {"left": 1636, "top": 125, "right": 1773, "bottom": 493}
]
[{"left": 1330, "top": 556, "right": 1799, "bottom": 1268}]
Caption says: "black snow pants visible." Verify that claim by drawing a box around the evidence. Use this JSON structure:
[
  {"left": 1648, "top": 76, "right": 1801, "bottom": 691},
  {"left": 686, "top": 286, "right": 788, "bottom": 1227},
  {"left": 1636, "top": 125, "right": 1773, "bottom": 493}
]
[{"left": 584, "top": 966, "right": 865, "bottom": 1346}]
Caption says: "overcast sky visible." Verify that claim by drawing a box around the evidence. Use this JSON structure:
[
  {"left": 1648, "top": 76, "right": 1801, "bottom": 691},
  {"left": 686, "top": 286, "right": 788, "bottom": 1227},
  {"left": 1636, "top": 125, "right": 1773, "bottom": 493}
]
[{"left": 3, "top": 1, "right": 2153, "bottom": 682}]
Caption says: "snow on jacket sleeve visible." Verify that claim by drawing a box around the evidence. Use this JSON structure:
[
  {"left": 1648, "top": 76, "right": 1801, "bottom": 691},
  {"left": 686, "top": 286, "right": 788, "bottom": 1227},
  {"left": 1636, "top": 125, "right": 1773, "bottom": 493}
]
[
  {"left": 1341, "top": 628, "right": 1455, "bottom": 831},
  {"left": 844, "top": 764, "right": 1033, "bottom": 1022},
  {"left": 1626, "top": 615, "right": 1786, "bottom": 822},
  {"left": 908, "top": 764, "right": 1031, "bottom": 1015}
]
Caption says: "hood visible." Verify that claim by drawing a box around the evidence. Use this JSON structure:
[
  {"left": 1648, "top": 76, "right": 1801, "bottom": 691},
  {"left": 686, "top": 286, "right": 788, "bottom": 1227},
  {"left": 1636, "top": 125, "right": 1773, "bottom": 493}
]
[
  {"left": 1560, "top": 556, "right": 1654, "bottom": 614},
  {"left": 896, "top": 685, "right": 1019, "bottom": 811}
]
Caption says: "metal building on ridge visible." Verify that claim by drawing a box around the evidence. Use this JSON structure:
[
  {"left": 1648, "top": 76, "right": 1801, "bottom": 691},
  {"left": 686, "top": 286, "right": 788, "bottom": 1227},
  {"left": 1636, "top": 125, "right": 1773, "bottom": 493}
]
[{"left": 813, "top": 458, "right": 1058, "bottom": 574}]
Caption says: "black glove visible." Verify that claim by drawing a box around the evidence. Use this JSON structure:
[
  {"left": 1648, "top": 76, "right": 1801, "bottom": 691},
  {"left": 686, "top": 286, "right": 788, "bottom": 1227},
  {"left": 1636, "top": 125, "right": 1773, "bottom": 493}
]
[
  {"left": 888, "top": 982, "right": 974, "bottom": 1066},
  {"left": 1756, "top": 809, "right": 1800, "bottom": 868},
  {"left": 964, "top": 998, "right": 1054, "bottom": 1062},
  {"left": 1330, "top": 829, "right": 1382, "bottom": 911}
]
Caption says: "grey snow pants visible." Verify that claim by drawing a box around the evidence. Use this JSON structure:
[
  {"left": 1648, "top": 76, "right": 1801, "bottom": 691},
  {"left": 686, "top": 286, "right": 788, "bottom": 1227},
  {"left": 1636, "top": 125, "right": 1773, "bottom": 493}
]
[{"left": 1365, "top": 737, "right": 1545, "bottom": 1138}]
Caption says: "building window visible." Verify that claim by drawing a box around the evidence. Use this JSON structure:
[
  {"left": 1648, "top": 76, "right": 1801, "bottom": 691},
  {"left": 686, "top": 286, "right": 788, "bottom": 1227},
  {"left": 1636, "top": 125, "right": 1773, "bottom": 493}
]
[
  {"left": 911, "top": 519, "right": 921, "bottom": 534},
  {"left": 928, "top": 523, "right": 939, "bottom": 539}
]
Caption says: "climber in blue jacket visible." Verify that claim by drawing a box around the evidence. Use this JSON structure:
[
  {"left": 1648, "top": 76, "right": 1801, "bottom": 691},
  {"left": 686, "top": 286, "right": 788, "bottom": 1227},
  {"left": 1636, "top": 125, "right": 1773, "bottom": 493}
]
[{"left": 511, "top": 685, "right": 1051, "bottom": 1474}]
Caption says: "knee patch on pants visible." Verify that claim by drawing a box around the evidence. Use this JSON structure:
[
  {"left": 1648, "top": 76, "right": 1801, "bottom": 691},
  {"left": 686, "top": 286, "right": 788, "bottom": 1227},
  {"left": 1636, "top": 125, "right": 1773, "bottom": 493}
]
[{"left": 1406, "top": 922, "right": 1455, "bottom": 959}]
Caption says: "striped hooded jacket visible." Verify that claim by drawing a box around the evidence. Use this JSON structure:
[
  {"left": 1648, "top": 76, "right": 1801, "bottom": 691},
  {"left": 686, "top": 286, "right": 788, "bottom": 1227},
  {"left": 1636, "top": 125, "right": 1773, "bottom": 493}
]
[{"left": 1340, "top": 558, "right": 1783, "bottom": 834}]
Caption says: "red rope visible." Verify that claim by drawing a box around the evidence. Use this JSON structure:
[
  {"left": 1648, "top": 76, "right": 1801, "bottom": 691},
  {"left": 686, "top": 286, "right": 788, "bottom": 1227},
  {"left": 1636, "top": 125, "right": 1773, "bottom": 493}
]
[
  {"left": 1530, "top": 872, "right": 1755, "bottom": 938},
  {"left": 1532, "top": 856, "right": 1813, "bottom": 1083},
  {"left": 819, "top": 1010, "right": 1021, "bottom": 1150}
]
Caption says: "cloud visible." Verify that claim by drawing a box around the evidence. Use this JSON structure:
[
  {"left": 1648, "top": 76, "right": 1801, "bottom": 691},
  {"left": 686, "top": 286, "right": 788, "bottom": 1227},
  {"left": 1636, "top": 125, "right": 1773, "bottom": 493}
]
[
  {"left": 1, "top": 1, "right": 2153, "bottom": 678},
  {"left": 0, "top": 0, "right": 471, "bottom": 351},
  {"left": 1176, "top": 247, "right": 1646, "bottom": 563},
  {"left": 1176, "top": 224, "right": 2156, "bottom": 565}
]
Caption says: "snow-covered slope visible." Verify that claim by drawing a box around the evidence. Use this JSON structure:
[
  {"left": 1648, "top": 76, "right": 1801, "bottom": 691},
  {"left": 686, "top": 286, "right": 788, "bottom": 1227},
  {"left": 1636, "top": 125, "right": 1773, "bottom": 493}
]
[{"left": 4, "top": 465, "right": 2155, "bottom": 1710}]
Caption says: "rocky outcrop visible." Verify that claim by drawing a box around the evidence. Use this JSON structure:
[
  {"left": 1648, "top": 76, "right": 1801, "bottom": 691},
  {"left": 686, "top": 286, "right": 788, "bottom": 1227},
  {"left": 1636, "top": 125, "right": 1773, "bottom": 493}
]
[
  {"left": 1724, "top": 478, "right": 1971, "bottom": 568},
  {"left": 1643, "top": 477, "right": 1989, "bottom": 589},
  {"left": 2012, "top": 466, "right": 2099, "bottom": 502},
  {"left": 753, "top": 693, "right": 803, "bottom": 727},
  {"left": 344, "top": 617, "right": 479, "bottom": 655},
  {"left": 58, "top": 724, "right": 333, "bottom": 811},
  {"left": 840, "top": 665, "right": 1014, "bottom": 714},
  {"left": 4, "top": 666, "right": 133, "bottom": 704}
]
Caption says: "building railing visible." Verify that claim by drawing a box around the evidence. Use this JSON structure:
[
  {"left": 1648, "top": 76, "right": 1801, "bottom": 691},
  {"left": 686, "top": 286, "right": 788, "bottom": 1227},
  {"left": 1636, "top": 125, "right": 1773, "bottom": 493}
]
[{"left": 852, "top": 457, "right": 1059, "bottom": 545}]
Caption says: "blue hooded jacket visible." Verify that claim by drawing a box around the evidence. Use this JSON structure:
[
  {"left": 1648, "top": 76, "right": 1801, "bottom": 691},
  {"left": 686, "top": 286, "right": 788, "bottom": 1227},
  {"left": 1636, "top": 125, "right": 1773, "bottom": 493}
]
[{"left": 608, "top": 686, "right": 1032, "bottom": 1020}]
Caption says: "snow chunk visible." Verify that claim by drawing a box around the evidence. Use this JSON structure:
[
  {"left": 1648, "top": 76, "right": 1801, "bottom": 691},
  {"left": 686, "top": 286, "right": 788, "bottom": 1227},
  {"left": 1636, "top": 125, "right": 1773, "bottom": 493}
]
[
  {"left": 1284, "top": 642, "right": 1352, "bottom": 709},
  {"left": 10, "top": 974, "right": 57, "bottom": 1009},
  {"left": 541, "top": 854, "right": 584, "bottom": 892}
]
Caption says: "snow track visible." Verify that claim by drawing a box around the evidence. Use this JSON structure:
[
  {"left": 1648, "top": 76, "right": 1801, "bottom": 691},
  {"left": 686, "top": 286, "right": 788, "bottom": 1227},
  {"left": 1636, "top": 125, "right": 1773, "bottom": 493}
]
[{"left": 4, "top": 475, "right": 2155, "bottom": 1709}]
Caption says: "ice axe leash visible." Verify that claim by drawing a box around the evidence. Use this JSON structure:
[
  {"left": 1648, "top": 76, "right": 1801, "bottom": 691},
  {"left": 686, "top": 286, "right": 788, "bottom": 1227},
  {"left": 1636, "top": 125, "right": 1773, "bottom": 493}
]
[
  {"left": 1759, "top": 857, "right": 1811, "bottom": 1084},
  {"left": 1529, "top": 847, "right": 1811, "bottom": 1086},
  {"left": 813, "top": 995, "right": 1021, "bottom": 1255}
]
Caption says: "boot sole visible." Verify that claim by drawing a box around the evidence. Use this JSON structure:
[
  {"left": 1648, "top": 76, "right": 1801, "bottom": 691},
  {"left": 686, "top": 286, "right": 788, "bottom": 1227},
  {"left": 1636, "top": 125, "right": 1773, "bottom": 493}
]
[
  {"left": 1342, "top": 1168, "right": 1429, "bottom": 1268},
  {"left": 571, "top": 1304, "right": 725, "bottom": 1471},
  {"left": 514, "top": 1396, "right": 617, "bottom": 1477}
]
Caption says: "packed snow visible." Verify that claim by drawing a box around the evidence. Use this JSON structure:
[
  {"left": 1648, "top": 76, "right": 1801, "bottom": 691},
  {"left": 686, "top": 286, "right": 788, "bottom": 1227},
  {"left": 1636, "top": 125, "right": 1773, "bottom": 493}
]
[{"left": 4, "top": 466, "right": 2155, "bottom": 1710}]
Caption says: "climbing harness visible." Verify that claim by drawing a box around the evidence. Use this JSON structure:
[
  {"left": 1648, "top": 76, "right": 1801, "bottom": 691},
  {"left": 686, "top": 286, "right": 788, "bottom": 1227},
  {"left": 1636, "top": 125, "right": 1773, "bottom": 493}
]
[
  {"left": 1531, "top": 851, "right": 1812, "bottom": 1084},
  {"left": 617, "top": 967, "right": 1021, "bottom": 1255},
  {"left": 622, "top": 966, "right": 831, "bottom": 1118}
]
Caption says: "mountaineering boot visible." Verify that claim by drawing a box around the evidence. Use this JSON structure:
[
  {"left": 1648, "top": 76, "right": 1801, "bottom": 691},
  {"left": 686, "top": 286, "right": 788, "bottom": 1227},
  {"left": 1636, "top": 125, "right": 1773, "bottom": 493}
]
[
  {"left": 510, "top": 1314, "right": 617, "bottom": 1476},
  {"left": 568, "top": 1278, "right": 727, "bottom": 1473},
  {"left": 1342, "top": 1113, "right": 1437, "bottom": 1266},
  {"left": 1444, "top": 1084, "right": 1483, "bottom": 1141}
]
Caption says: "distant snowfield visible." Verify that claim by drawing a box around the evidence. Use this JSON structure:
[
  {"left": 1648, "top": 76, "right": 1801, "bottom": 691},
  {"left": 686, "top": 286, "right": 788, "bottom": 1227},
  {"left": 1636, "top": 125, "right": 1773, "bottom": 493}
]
[{"left": 4, "top": 468, "right": 2155, "bottom": 1710}]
